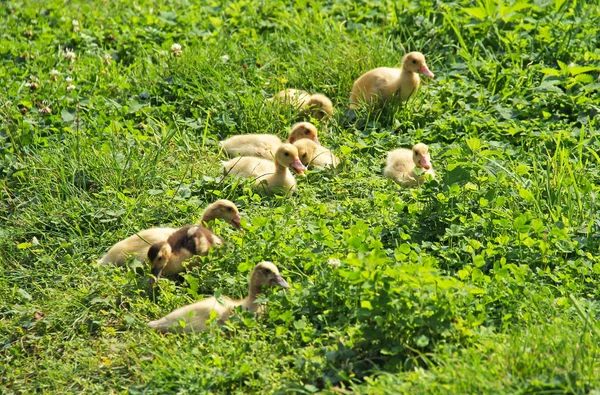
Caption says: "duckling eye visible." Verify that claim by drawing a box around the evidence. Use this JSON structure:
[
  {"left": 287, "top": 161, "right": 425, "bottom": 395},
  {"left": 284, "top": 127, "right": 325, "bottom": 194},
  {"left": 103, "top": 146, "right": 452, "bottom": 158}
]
[
  {"left": 262, "top": 268, "right": 271, "bottom": 275},
  {"left": 304, "top": 130, "right": 310, "bottom": 135},
  {"left": 284, "top": 152, "right": 289, "bottom": 157},
  {"left": 412, "top": 60, "right": 417, "bottom": 64},
  {"left": 227, "top": 207, "right": 233, "bottom": 213}
]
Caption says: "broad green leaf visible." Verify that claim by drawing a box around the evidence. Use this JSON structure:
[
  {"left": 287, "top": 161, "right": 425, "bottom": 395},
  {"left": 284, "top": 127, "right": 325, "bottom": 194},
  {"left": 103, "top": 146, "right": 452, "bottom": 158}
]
[
  {"left": 519, "top": 188, "right": 534, "bottom": 202},
  {"left": 540, "top": 68, "right": 560, "bottom": 76},
  {"left": 569, "top": 66, "right": 600, "bottom": 76},
  {"left": 463, "top": 7, "right": 488, "bottom": 20}
]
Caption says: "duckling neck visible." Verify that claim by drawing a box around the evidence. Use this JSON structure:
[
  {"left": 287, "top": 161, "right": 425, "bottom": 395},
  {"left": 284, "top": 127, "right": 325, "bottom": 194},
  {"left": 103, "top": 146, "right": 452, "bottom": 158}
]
[
  {"left": 273, "top": 163, "right": 289, "bottom": 179},
  {"left": 248, "top": 283, "right": 263, "bottom": 301},
  {"left": 397, "top": 68, "right": 420, "bottom": 99},
  {"left": 201, "top": 212, "right": 216, "bottom": 226}
]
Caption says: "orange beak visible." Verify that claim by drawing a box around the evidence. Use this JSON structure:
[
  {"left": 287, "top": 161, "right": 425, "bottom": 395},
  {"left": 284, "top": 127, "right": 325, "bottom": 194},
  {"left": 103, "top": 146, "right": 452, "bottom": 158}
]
[
  {"left": 419, "top": 64, "right": 434, "bottom": 78},
  {"left": 291, "top": 158, "right": 307, "bottom": 175}
]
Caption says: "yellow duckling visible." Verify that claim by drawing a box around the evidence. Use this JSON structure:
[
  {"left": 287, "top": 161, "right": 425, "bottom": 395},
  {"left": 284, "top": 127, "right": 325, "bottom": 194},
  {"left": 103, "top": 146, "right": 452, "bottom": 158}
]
[
  {"left": 383, "top": 143, "right": 435, "bottom": 186},
  {"left": 222, "top": 143, "right": 306, "bottom": 195},
  {"left": 269, "top": 89, "right": 333, "bottom": 121},
  {"left": 98, "top": 199, "right": 240, "bottom": 266},
  {"left": 220, "top": 122, "right": 319, "bottom": 159},
  {"left": 148, "top": 261, "right": 289, "bottom": 333},
  {"left": 350, "top": 52, "right": 434, "bottom": 109},
  {"left": 293, "top": 139, "right": 339, "bottom": 168}
]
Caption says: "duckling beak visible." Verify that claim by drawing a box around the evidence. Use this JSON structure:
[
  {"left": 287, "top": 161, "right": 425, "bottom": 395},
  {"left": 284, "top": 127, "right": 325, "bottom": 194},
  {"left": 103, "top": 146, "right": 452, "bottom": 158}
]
[
  {"left": 419, "top": 64, "right": 434, "bottom": 78},
  {"left": 231, "top": 215, "right": 242, "bottom": 230},
  {"left": 420, "top": 154, "right": 432, "bottom": 170},
  {"left": 291, "top": 158, "right": 307, "bottom": 175},
  {"left": 271, "top": 275, "right": 289, "bottom": 289},
  {"left": 150, "top": 267, "right": 163, "bottom": 286}
]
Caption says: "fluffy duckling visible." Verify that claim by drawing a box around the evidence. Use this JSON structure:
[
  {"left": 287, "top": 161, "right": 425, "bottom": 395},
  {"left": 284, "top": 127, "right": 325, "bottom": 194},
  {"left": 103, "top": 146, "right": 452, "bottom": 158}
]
[
  {"left": 383, "top": 143, "right": 435, "bottom": 187},
  {"left": 294, "top": 139, "right": 339, "bottom": 168},
  {"left": 220, "top": 134, "right": 282, "bottom": 160},
  {"left": 222, "top": 143, "right": 306, "bottom": 195},
  {"left": 98, "top": 200, "right": 241, "bottom": 266},
  {"left": 147, "top": 225, "right": 222, "bottom": 281},
  {"left": 220, "top": 122, "right": 320, "bottom": 159},
  {"left": 148, "top": 261, "right": 289, "bottom": 333},
  {"left": 288, "top": 122, "right": 320, "bottom": 145},
  {"left": 349, "top": 52, "right": 434, "bottom": 109},
  {"left": 269, "top": 89, "right": 334, "bottom": 121}
]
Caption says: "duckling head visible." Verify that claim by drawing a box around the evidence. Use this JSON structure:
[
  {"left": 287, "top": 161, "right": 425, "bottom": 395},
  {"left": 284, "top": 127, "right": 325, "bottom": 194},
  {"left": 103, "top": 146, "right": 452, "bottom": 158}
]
[
  {"left": 412, "top": 143, "right": 432, "bottom": 170},
  {"left": 289, "top": 122, "right": 320, "bottom": 145},
  {"left": 276, "top": 143, "right": 307, "bottom": 175},
  {"left": 148, "top": 241, "right": 172, "bottom": 284},
  {"left": 293, "top": 139, "right": 318, "bottom": 166},
  {"left": 402, "top": 52, "right": 434, "bottom": 78},
  {"left": 305, "top": 94, "right": 333, "bottom": 120},
  {"left": 251, "top": 261, "right": 289, "bottom": 289},
  {"left": 203, "top": 199, "right": 242, "bottom": 229}
]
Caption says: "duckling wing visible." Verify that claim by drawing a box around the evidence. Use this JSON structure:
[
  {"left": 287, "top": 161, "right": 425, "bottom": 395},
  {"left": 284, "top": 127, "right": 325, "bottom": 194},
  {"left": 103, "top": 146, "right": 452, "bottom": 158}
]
[
  {"left": 223, "top": 157, "right": 276, "bottom": 179},
  {"left": 148, "top": 297, "right": 233, "bottom": 333},
  {"left": 98, "top": 227, "right": 177, "bottom": 265},
  {"left": 220, "top": 135, "right": 281, "bottom": 159}
]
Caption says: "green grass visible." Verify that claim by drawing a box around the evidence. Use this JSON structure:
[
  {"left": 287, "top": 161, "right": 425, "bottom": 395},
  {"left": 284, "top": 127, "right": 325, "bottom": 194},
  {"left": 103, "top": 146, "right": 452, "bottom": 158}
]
[{"left": 2, "top": 0, "right": 600, "bottom": 393}]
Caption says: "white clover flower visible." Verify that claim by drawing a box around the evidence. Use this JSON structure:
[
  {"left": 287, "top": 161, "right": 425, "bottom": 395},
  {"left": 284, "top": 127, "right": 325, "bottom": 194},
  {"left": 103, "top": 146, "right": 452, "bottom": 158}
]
[
  {"left": 40, "top": 106, "right": 52, "bottom": 115},
  {"left": 50, "top": 69, "right": 60, "bottom": 78},
  {"left": 170, "top": 43, "right": 182, "bottom": 56},
  {"left": 66, "top": 84, "right": 76, "bottom": 91},
  {"left": 158, "top": 50, "right": 168, "bottom": 56},
  {"left": 103, "top": 53, "right": 112, "bottom": 65},
  {"left": 72, "top": 20, "right": 80, "bottom": 32},
  {"left": 220, "top": 54, "right": 230, "bottom": 63},
  {"left": 65, "top": 76, "right": 73, "bottom": 83},
  {"left": 327, "top": 258, "right": 341, "bottom": 269},
  {"left": 25, "top": 76, "right": 40, "bottom": 90},
  {"left": 63, "top": 48, "right": 76, "bottom": 62}
]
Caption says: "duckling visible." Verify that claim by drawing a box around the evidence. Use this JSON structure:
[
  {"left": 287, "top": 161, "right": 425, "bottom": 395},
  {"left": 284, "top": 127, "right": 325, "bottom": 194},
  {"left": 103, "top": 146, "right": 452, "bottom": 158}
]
[
  {"left": 147, "top": 225, "right": 222, "bottom": 281},
  {"left": 383, "top": 143, "right": 435, "bottom": 187},
  {"left": 148, "top": 261, "right": 289, "bottom": 333},
  {"left": 269, "top": 89, "right": 334, "bottom": 121},
  {"left": 349, "top": 52, "right": 434, "bottom": 109},
  {"left": 288, "top": 122, "right": 320, "bottom": 145},
  {"left": 98, "top": 199, "right": 241, "bottom": 266},
  {"left": 219, "top": 122, "right": 320, "bottom": 159},
  {"left": 222, "top": 143, "right": 306, "bottom": 195},
  {"left": 293, "top": 139, "right": 339, "bottom": 168},
  {"left": 220, "top": 134, "right": 282, "bottom": 159}
]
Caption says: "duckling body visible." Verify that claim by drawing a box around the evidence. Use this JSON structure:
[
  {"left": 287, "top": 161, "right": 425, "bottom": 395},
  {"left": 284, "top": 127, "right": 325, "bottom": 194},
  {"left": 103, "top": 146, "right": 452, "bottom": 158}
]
[
  {"left": 222, "top": 143, "right": 306, "bottom": 195},
  {"left": 294, "top": 139, "right": 339, "bottom": 168},
  {"left": 350, "top": 52, "right": 434, "bottom": 109},
  {"left": 220, "top": 134, "right": 282, "bottom": 159},
  {"left": 220, "top": 122, "right": 320, "bottom": 160},
  {"left": 148, "top": 261, "right": 289, "bottom": 333},
  {"left": 147, "top": 225, "right": 222, "bottom": 280},
  {"left": 98, "top": 200, "right": 241, "bottom": 266},
  {"left": 98, "top": 227, "right": 177, "bottom": 266},
  {"left": 269, "top": 89, "right": 333, "bottom": 120},
  {"left": 383, "top": 143, "right": 435, "bottom": 187}
]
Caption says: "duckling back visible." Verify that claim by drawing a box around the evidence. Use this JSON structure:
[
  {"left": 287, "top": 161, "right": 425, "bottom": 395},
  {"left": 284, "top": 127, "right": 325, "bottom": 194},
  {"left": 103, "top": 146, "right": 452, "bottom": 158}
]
[
  {"left": 221, "top": 156, "right": 276, "bottom": 179},
  {"left": 148, "top": 297, "right": 233, "bottom": 333},
  {"left": 98, "top": 227, "right": 177, "bottom": 266},
  {"left": 220, "top": 134, "right": 282, "bottom": 159}
]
